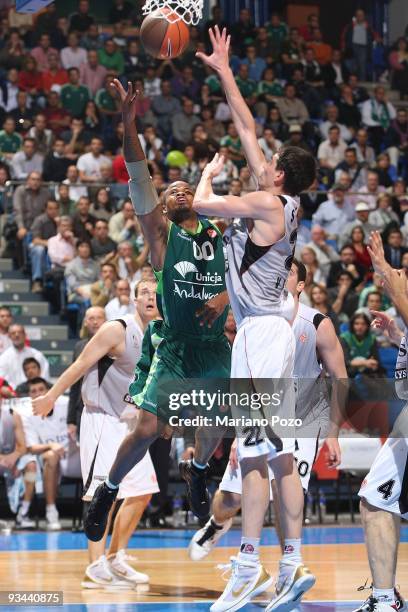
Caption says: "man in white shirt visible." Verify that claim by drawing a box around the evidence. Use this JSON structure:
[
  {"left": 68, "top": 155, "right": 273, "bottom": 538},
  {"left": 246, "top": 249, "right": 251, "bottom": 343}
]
[
  {"left": 320, "top": 104, "right": 352, "bottom": 142},
  {"left": 61, "top": 32, "right": 87, "bottom": 70},
  {"left": 22, "top": 378, "right": 81, "bottom": 530},
  {"left": 11, "top": 138, "right": 44, "bottom": 180},
  {"left": 357, "top": 170, "right": 386, "bottom": 211},
  {"left": 0, "top": 307, "right": 12, "bottom": 355},
  {"left": 361, "top": 86, "right": 396, "bottom": 153},
  {"left": 0, "top": 325, "right": 49, "bottom": 387},
  {"left": 312, "top": 183, "right": 355, "bottom": 239},
  {"left": 47, "top": 216, "right": 76, "bottom": 268},
  {"left": 105, "top": 279, "right": 135, "bottom": 320},
  {"left": 317, "top": 125, "right": 347, "bottom": 170},
  {"left": 77, "top": 137, "right": 112, "bottom": 183}
]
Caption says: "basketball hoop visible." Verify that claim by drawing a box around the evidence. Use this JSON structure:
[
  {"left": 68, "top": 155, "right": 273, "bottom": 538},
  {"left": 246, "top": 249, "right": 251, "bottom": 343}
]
[{"left": 142, "top": 0, "right": 203, "bottom": 26}]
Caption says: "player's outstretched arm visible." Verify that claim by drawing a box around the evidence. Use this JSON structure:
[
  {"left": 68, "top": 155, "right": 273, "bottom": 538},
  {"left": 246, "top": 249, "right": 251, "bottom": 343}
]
[
  {"left": 196, "top": 27, "right": 266, "bottom": 181},
  {"left": 367, "top": 230, "right": 392, "bottom": 277},
  {"left": 193, "top": 153, "right": 278, "bottom": 218},
  {"left": 32, "top": 321, "right": 125, "bottom": 417},
  {"left": 112, "top": 79, "right": 168, "bottom": 270}
]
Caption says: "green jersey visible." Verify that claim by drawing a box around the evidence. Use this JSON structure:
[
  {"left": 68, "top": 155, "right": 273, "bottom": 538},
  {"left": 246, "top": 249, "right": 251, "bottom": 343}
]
[{"left": 157, "top": 218, "right": 227, "bottom": 340}]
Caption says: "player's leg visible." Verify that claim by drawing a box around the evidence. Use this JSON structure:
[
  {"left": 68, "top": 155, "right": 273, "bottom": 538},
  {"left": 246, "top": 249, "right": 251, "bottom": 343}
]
[
  {"left": 41, "top": 449, "right": 61, "bottom": 530},
  {"left": 271, "top": 478, "right": 284, "bottom": 552},
  {"left": 16, "top": 460, "right": 37, "bottom": 528}
]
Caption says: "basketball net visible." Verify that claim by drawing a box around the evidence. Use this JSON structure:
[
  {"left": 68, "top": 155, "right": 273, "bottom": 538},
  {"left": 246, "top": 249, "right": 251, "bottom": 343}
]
[{"left": 142, "top": 0, "right": 203, "bottom": 26}]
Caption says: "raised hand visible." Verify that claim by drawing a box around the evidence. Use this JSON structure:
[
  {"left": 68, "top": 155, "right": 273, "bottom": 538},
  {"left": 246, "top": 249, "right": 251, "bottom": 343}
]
[
  {"left": 196, "top": 25, "right": 230, "bottom": 73},
  {"left": 382, "top": 267, "right": 407, "bottom": 301},
  {"left": 202, "top": 152, "right": 225, "bottom": 179},
  {"left": 370, "top": 309, "right": 403, "bottom": 344},
  {"left": 111, "top": 79, "right": 139, "bottom": 124},
  {"left": 367, "top": 231, "right": 389, "bottom": 275}
]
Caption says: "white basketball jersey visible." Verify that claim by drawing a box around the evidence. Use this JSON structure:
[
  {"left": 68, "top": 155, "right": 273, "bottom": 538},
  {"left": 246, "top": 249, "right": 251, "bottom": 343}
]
[
  {"left": 395, "top": 333, "right": 408, "bottom": 400},
  {"left": 81, "top": 314, "right": 143, "bottom": 418}
]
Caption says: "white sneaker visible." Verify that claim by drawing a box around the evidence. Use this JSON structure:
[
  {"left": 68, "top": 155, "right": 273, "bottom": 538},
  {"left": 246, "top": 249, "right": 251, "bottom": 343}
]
[
  {"left": 46, "top": 507, "right": 61, "bottom": 531},
  {"left": 108, "top": 549, "right": 149, "bottom": 584},
  {"left": 265, "top": 561, "right": 316, "bottom": 612},
  {"left": 211, "top": 556, "right": 273, "bottom": 612},
  {"left": 81, "top": 555, "right": 133, "bottom": 589},
  {"left": 189, "top": 516, "right": 233, "bottom": 561},
  {"left": 15, "top": 510, "right": 35, "bottom": 529},
  {"left": 353, "top": 596, "right": 399, "bottom": 612}
]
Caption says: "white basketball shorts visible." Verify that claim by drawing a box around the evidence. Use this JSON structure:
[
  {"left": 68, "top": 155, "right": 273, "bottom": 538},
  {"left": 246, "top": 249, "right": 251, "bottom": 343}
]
[{"left": 80, "top": 405, "right": 159, "bottom": 501}]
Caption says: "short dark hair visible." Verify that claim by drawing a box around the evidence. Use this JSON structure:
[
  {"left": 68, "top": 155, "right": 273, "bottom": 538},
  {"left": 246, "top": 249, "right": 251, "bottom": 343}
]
[
  {"left": 0, "top": 306, "right": 11, "bottom": 315},
  {"left": 292, "top": 257, "right": 307, "bottom": 283},
  {"left": 28, "top": 377, "right": 48, "bottom": 388},
  {"left": 23, "top": 357, "right": 40, "bottom": 370},
  {"left": 276, "top": 146, "right": 317, "bottom": 196},
  {"left": 345, "top": 147, "right": 356, "bottom": 155},
  {"left": 340, "top": 243, "right": 355, "bottom": 253},
  {"left": 68, "top": 67, "right": 79, "bottom": 75}
]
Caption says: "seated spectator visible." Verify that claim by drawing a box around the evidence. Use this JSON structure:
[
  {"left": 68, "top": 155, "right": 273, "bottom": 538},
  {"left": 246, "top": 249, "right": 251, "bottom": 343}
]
[
  {"left": 83, "top": 100, "right": 102, "bottom": 137},
  {"left": 15, "top": 357, "right": 41, "bottom": 396},
  {"left": 29, "top": 199, "right": 59, "bottom": 293},
  {"left": 320, "top": 104, "right": 352, "bottom": 142},
  {"left": 112, "top": 149, "right": 128, "bottom": 184},
  {"left": 301, "top": 246, "right": 327, "bottom": 285},
  {"left": 56, "top": 183, "right": 75, "bottom": 216},
  {"left": 42, "top": 139, "right": 72, "bottom": 183},
  {"left": 221, "top": 122, "right": 245, "bottom": 168},
  {"left": 79, "top": 22, "right": 102, "bottom": 51},
  {"left": 339, "top": 202, "right": 375, "bottom": 248},
  {"left": 27, "top": 113, "right": 54, "bottom": 155},
  {"left": 61, "top": 32, "right": 87, "bottom": 70},
  {"left": 389, "top": 37, "right": 408, "bottom": 99},
  {"left": 90, "top": 263, "right": 117, "bottom": 307},
  {"left": 254, "top": 25, "right": 275, "bottom": 59},
  {"left": 385, "top": 108, "right": 408, "bottom": 170},
  {"left": 0, "top": 307, "right": 12, "bottom": 355},
  {"left": 211, "top": 146, "right": 238, "bottom": 193},
  {"left": 72, "top": 196, "right": 97, "bottom": 242},
  {"left": 276, "top": 83, "right": 309, "bottom": 126},
  {"left": 239, "top": 166, "right": 258, "bottom": 195},
  {"left": 309, "top": 283, "right": 340, "bottom": 332},
  {"left": 317, "top": 125, "right": 348, "bottom": 175},
  {"left": 138, "top": 125, "right": 163, "bottom": 163},
  {"left": 52, "top": 16, "right": 69, "bottom": 50},
  {"left": 144, "top": 64, "right": 162, "bottom": 99},
  {"left": 296, "top": 205, "right": 312, "bottom": 252},
  {"left": 109, "top": 199, "right": 140, "bottom": 244},
  {"left": 111, "top": 240, "right": 149, "bottom": 284},
  {"left": 18, "top": 56, "right": 43, "bottom": 97},
  {"left": 0, "top": 30, "right": 26, "bottom": 71},
  {"left": 359, "top": 272, "right": 392, "bottom": 311},
  {"left": 384, "top": 228, "right": 408, "bottom": 268},
  {"left": 30, "top": 33, "right": 58, "bottom": 72},
  {"left": 361, "top": 86, "right": 397, "bottom": 154},
  {"left": 375, "top": 152, "right": 398, "bottom": 188},
  {"left": 283, "top": 124, "right": 312, "bottom": 152},
  {"left": 43, "top": 91, "right": 71, "bottom": 138},
  {"left": 105, "top": 279, "right": 135, "bottom": 320},
  {"left": 61, "top": 117, "right": 92, "bottom": 158},
  {"left": 327, "top": 243, "right": 366, "bottom": 288},
  {"left": 357, "top": 170, "right": 386, "bottom": 210},
  {"left": 239, "top": 45, "right": 267, "bottom": 82},
  {"left": 47, "top": 216, "right": 76, "bottom": 269},
  {"left": 200, "top": 106, "right": 225, "bottom": 142},
  {"left": 369, "top": 193, "right": 400, "bottom": 232},
  {"left": 41, "top": 53, "right": 68, "bottom": 93},
  {"left": 191, "top": 123, "right": 219, "bottom": 160},
  {"left": 340, "top": 313, "right": 383, "bottom": 378},
  {"left": 308, "top": 27, "right": 333, "bottom": 65},
  {"left": 312, "top": 184, "right": 354, "bottom": 239},
  {"left": 0, "top": 116, "right": 22, "bottom": 161},
  {"left": 10, "top": 91, "right": 35, "bottom": 134},
  {"left": 79, "top": 49, "right": 107, "bottom": 98},
  {"left": 90, "top": 188, "right": 115, "bottom": 222},
  {"left": 60, "top": 68, "right": 90, "bottom": 118},
  {"left": 97, "top": 38, "right": 124, "bottom": 75},
  {"left": 77, "top": 137, "right": 111, "bottom": 183},
  {"left": 95, "top": 74, "right": 120, "bottom": 121},
  {"left": 257, "top": 127, "right": 282, "bottom": 161},
  {"left": 256, "top": 67, "right": 283, "bottom": 115},
  {"left": 171, "top": 65, "right": 200, "bottom": 101},
  {"left": 11, "top": 138, "right": 44, "bottom": 181},
  {"left": 62, "top": 164, "right": 88, "bottom": 200},
  {"left": 337, "top": 84, "right": 361, "bottom": 130},
  {"left": 350, "top": 128, "right": 376, "bottom": 166},
  {"left": 65, "top": 241, "right": 99, "bottom": 304},
  {"left": 123, "top": 39, "right": 144, "bottom": 81},
  {"left": 328, "top": 270, "right": 359, "bottom": 320},
  {"left": 335, "top": 147, "right": 367, "bottom": 191},
  {"left": 323, "top": 49, "right": 349, "bottom": 92},
  {"left": 69, "top": 0, "right": 94, "bottom": 33},
  {"left": 0, "top": 68, "right": 19, "bottom": 113},
  {"left": 91, "top": 219, "right": 117, "bottom": 262},
  {"left": 230, "top": 8, "right": 256, "bottom": 52},
  {"left": 350, "top": 226, "right": 372, "bottom": 276},
  {"left": 306, "top": 225, "right": 340, "bottom": 278},
  {"left": 180, "top": 144, "right": 201, "bottom": 186},
  {"left": 171, "top": 98, "right": 200, "bottom": 148},
  {"left": 109, "top": 0, "right": 134, "bottom": 24},
  {"left": 22, "top": 377, "right": 81, "bottom": 530},
  {"left": 0, "top": 325, "right": 49, "bottom": 387}
]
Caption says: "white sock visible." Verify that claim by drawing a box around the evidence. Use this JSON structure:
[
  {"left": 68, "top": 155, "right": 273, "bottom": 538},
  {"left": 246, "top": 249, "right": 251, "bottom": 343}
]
[
  {"left": 238, "top": 537, "right": 260, "bottom": 563},
  {"left": 373, "top": 588, "right": 395, "bottom": 604},
  {"left": 20, "top": 500, "right": 30, "bottom": 515},
  {"left": 46, "top": 504, "right": 57, "bottom": 513},
  {"left": 282, "top": 538, "right": 302, "bottom": 565}
]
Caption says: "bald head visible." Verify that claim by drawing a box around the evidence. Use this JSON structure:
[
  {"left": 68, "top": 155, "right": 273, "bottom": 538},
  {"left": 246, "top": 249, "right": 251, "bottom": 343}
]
[
  {"left": 84, "top": 307, "right": 106, "bottom": 337},
  {"left": 9, "top": 324, "right": 26, "bottom": 349}
]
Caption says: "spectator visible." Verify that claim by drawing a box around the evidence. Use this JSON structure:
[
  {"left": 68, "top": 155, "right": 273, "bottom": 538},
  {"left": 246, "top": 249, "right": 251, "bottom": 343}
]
[
  {"left": 109, "top": 0, "right": 134, "bottom": 24},
  {"left": 323, "top": 49, "right": 349, "bottom": 92},
  {"left": 308, "top": 27, "right": 333, "bottom": 66},
  {"left": 79, "top": 49, "right": 108, "bottom": 97},
  {"left": 9, "top": 91, "right": 35, "bottom": 134},
  {"left": 77, "top": 137, "right": 111, "bottom": 183},
  {"left": 42, "top": 138, "right": 72, "bottom": 183},
  {"left": 375, "top": 152, "right": 398, "bottom": 188},
  {"left": 350, "top": 128, "right": 376, "bottom": 168},
  {"left": 299, "top": 13, "right": 320, "bottom": 42},
  {"left": 171, "top": 65, "right": 200, "bottom": 101},
  {"left": 29, "top": 199, "right": 59, "bottom": 292},
  {"left": 220, "top": 122, "right": 245, "bottom": 168},
  {"left": 112, "top": 149, "right": 128, "bottom": 184},
  {"left": 254, "top": 26, "right": 275, "bottom": 59},
  {"left": 109, "top": 199, "right": 140, "bottom": 244},
  {"left": 61, "top": 32, "right": 87, "bottom": 70},
  {"left": 72, "top": 196, "right": 97, "bottom": 242},
  {"left": 43, "top": 91, "right": 71, "bottom": 137},
  {"left": 339, "top": 201, "right": 376, "bottom": 248},
  {"left": 69, "top": 0, "right": 94, "bottom": 33},
  {"left": 97, "top": 38, "right": 124, "bottom": 76},
  {"left": 296, "top": 205, "right": 312, "bottom": 251},
  {"left": 171, "top": 98, "right": 201, "bottom": 148},
  {"left": 211, "top": 145, "right": 238, "bottom": 192},
  {"left": 312, "top": 184, "right": 354, "bottom": 239},
  {"left": 0, "top": 117, "right": 22, "bottom": 160},
  {"left": 327, "top": 243, "right": 366, "bottom": 288},
  {"left": 11, "top": 138, "right": 44, "bottom": 180},
  {"left": 95, "top": 74, "right": 119, "bottom": 120},
  {"left": 239, "top": 166, "right": 257, "bottom": 195},
  {"left": 329, "top": 270, "right": 359, "bottom": 319},
  {"left": 385, "top": 108, "right": 408, "bottom": 169},
  {"left": 317, "top": 125, "right": 348, "bottom": 172},
  {"left": 230, "top": 8, "right": 256, "bottom": 51},
  {"left": 361, "top": 86, "right": 396, "bottom": 153},
  {"left": 13, "top": 173, "right": 51, "bottom": 254},
  {"left": 358, "top": 272, "right": 391, "bottom": 310},
  {"left": 350, "top": 226, "right": 372, "bottom": 276},
  {"left": 61, "top": 117, "right": 92, "bottom": 156},
  {"left": 79, "top": 22, "right": 102, "bottom": 51},
  {"left": 15, "top": 357, "right": 41, "bottom": 396},
  {"left": 65, "top": 240, "right": 99, "bottom": 303},
  {"left": 91, "top": 219, "right": 117, "bottom": 261},
  {"left": 389, "top": 37, "right": 408, "bottom": 99},
  {"left": 111, "top": 240, "right": 149, "bottom": 284},
  {"left": 30, "top": 33, "right": 58, "bottom": 72},
  {"left": 22, "top": 377, "right": 81, "bottom": 530},
  {"left": 357, "top": 170, "right": 386, "bottom": 210},
  {"left": 340, "top": 313, "right": 382, "bottom": 378},
  {"left": 384, "top": 228, "right": 408, "bottom": 268},
  {"left": 0, "top": 30, "right": 26, "bottom": 71},
  {"left": 335, "top": 147, "right": 367, "bottom": 190},
  {"left": 257, "top": 67, "right": 284, "bottom": 109},
  {"left": 36, "top": 3, "right": 58, "bottom": 35},
  {"left": 0, "top": 325, "right": 49, "bottom": 387},
  {"left": 151, "top": 80, "right": 181, "bottom": 141},
  {"left": 240, "top": 45, "right": 267, "bottom": 82},
  {"left": 27, "top": 114, "right": 54, "bottom": 155},
  {"left": 337, "top": 84, "right": 361, "bottom": 130},
  {"left": 144, "top": 65, "right": 162, "bottom": 99},
  {"left": 56, "top": 183, "right": 75, "bottom": 216},
  {"left": 306, "top": 225, "right": 340, "bottom": 278},
  {"left": 89, "top": 188, "right": 114, "bottom": 222},
  {"left": 342, "top": 8, "right": 375, "bottom": 81},
  {"left": 90, "top": 263, "right": 117, "bottom": 307},
  {"left": 47, "top": 216, "right": 76, "bottom": 269},
  {"left": 41, "top": 53, "right": 68, "bottom": 92},
  {"left": 309, "top": 284, "right": 340, "bottom": 333},
  {"left": 300, "top": 246, "right": 327, "bottom": 285},
  {"left": 105, "top": 279, "right": 135, "bottom": 320},
  {"left": 60, "top": 68, "right": 90, "bottom": 117},
  {"left": 18, "top": 56, "right": 43, "bottom": 97},
  {"left": 0, "top": 68, "right": 19, "bottom": 113},
  {"left": 62, "top": 164, "right": 88, "bottom": 200},
  {"left": 191, "top": 123, "right": 219, "bottom": 160},
  {"left": 138, "top": 125, "right": 163, "bottom": 163},
  {"left": 320, "top": 104, "right": 352, "bottom": 142},
  {"left": 276, "top": 83, "right": 309, "bottom": 126},
  {"left": 266, "top": 13, "right": 288, "bottom": 57},
  {"left": 0, "top": 307, "right": 12, "bottom": 355},
  {"left": 51, "top": 16, "right": 70, "bottom": 50}
]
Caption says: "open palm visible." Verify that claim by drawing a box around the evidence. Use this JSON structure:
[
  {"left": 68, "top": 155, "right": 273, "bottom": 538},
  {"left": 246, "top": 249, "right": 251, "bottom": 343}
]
[
  {"left": 196, "top": 25, "right": 230, "bottom": 73},
  {"left": 111, "top": 79, "right": 139, "bottom": 123}
]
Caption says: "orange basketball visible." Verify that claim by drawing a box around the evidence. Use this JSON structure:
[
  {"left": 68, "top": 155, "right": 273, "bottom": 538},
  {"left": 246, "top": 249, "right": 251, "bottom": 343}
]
[{"left": 140, "top": 8, "right": 190, "bottom": 59}]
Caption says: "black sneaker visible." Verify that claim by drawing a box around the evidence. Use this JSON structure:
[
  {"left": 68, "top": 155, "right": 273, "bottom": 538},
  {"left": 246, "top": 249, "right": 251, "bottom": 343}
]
[
  {"left": 179, "top": 460, "right": 210, "bottom": 519},
  {"left": 84, "top": 482, "right": 118, "bottom": 542}
]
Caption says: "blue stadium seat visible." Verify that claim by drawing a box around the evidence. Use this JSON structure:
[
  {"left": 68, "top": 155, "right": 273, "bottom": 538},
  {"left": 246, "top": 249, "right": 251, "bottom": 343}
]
[
  {"left": 339, "top": 322, "right": 349, "bottom": 334},
  {"left": 378, "top": 346, "right": 398, "bottom": 378},
  {"left": 301, "top": 219, "right": 312, "bottom": 230}
]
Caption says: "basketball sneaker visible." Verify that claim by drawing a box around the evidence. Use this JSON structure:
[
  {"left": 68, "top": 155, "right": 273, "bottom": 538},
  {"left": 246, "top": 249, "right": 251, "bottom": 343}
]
[
  {"left": 108, "top": 549, "right": 149, "bottom": 584},
  {"left": 352, "top": 596, "right": 398, "bottom": 612},
  {"left": 84, "top": 482, "right": 118, "bottom": 542},
  {"left": 189, "top": 516, "right": 233, "bottom": 561},
  {"left": 179, "top": 460, "right": 210, "bottom": 519},
  {"left": 395, "top": 589, "right": 407, "bottom": 612},
  {"left": 210, "top": 556, "right": 273, "bottom": 612},
  {"left": 15, "top": 508, "right": 35, "bottom": 529},
  {"left": 355, "top": 584, "right": 406, "bottom": 612},
  {"left": 265, "top": 561, "right": 316, "bottom": 612},
  {"left": 81, "top": 555, "right": 132, "bottom": 589},
  {"left": 46, "top": 507, "right": 61, "bottom": 531}
]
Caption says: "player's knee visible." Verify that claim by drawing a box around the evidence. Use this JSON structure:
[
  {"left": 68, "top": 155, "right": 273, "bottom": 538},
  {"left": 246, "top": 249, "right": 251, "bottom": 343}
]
[
  {"left": 135, "top": 411, "right": 159, "bottom": 441},
  {"left": 25, "top": 461, "right": 37, "bottom": 473},
  {"left": 42, "top": 450, "right": 59, "bottom": 465},
  {"left": 214, "top": 489, "right": 241, "bottom": 514}
]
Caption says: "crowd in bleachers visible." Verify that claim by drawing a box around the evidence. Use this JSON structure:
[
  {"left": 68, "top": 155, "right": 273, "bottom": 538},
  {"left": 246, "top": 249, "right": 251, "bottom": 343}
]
[{"left": 0, "top": 1, "right": 408, "bottom": 527}]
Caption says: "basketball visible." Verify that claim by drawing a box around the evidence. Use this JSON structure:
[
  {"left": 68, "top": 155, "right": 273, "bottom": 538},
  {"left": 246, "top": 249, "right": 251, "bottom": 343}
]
[{"left": 140, "top": 8, "right": 190, "bottom": 59}]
